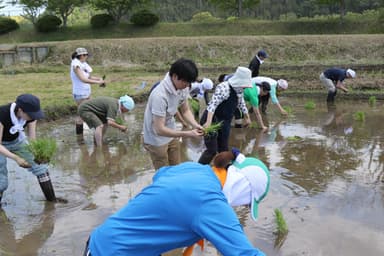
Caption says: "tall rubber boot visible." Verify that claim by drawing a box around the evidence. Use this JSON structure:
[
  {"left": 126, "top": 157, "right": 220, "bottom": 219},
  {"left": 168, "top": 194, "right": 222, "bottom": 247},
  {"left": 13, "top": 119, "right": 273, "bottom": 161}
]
[
  {"left": 326, "top": 91, "right": 336, "bottom": 103},
  {"left": 76, "top": 124, "right": 84, "bottom": 135},
  {"left": 37, "top": 173, "right": 57, "bottom": 202}
]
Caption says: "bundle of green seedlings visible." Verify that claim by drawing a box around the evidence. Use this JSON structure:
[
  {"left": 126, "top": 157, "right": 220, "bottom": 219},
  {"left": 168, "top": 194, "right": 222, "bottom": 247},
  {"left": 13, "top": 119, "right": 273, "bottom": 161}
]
[
  {"left": 353, "top": 111, "right": 365, "bottom": 122},
  {"left": 115, "top": 115, "right": 125, "bottom": 125},
  {"left": 26, "top": 138, "right": 57, "bottom": 164},
  {"left": 188, "top": 98, "right": 200, "bottom": 114},
  {"left": 283, "top": 106, "right": 293, "bottom": 115},
  {"left": 368, "top": 96, "right": 376, "bottom": 106},
  {"left": 203, "top": 121, "right": 223, "bottom": 136},
  {"left": 304, "top": 100, "right": 316, "bottom": 110},
  {"left": 274, "top": 208, "right": 288, "bottom": 236}
]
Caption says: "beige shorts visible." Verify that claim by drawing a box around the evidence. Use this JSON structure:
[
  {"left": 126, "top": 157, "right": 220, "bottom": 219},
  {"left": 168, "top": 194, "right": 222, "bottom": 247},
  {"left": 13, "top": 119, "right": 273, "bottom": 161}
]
[{"left": 319, "top": 73, "right": 336, "bottom": 92}]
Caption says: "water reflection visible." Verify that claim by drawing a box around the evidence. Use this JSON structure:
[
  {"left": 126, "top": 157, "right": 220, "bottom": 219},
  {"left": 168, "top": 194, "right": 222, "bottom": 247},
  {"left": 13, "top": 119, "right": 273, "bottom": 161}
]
[{"left": 0, "top": 98, "right": 383, "bottom": 255}]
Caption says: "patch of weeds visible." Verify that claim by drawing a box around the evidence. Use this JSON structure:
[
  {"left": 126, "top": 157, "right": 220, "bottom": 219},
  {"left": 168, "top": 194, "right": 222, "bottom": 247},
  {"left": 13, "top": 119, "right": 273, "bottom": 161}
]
[
  {"left": 26, "top": 138, "right": 57, "bottom": 164},
  {"left": 203, "top": 122, "right": 222, "bottom": 137},
  {"left": 304, "top": 100, "right": 316, "bottom": 110},
  {"left": 353, "top": 111, "right": 365, "bottom": 122},
  {"left": 368, "top": 96, "right": 376, "bottom": 106}
]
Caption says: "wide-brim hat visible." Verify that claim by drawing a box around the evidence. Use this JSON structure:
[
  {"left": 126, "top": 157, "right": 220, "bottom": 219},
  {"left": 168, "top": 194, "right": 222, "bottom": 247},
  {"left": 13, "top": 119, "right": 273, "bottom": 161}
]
[
  {"left": 16, "top": 94, "right": 45, "bottom": 120},
  {"left": 228, "top": 67, "right": 252, "bottom": 88},
  {"left": 75, "top": 47, "right": 88, "bottom": 56},
  {"left": 277, "top": 79, "right": 288, "bottom": 90},
  {"left": 223, "top": 154, "right": 270, "bottom": 221},
  {"left": 346, "top": 69, "right": 356, "bottom": 78}
]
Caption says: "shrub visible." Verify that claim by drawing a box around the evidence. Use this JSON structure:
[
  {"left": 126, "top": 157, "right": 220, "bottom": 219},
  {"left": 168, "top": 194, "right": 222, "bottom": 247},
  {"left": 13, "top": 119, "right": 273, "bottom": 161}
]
[
  {"left": 130, "top": 9, "right": 159, "bottom": 27},
  {"left": 191, "top": 11, "right": 220, "bottom": 23},
  {"left": 0, "top": 17, "right": 19, "bottom": 35},
  {"left": 90, "top": 13, "right": 114, "bottom": 29},
  {"left": 36, "top": 15, "right": 62, "bottom": 33}
]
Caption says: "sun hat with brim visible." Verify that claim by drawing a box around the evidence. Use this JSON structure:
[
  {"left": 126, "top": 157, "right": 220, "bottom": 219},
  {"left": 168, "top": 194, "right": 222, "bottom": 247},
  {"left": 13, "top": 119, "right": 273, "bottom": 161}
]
[
  {"left": 75, "top": 47, "right": 88, "bottom": 56},
  {"left": 224, "top": 153, "right": 270, "bottom": 221},
  {"left": 277, "top": 79, "right": 288, "bottom": 90},
  {"left": 119, "top": 95, "right": 135, "bottom": 111},
  {"left": 200, "top": 78, "right": 214, "bottom": 91},
  {"left": 16, "top": 94, "right": 45, "bottom": 120},
  {"left": 228, "top": 67, "right": 252, "bottom": 88}
]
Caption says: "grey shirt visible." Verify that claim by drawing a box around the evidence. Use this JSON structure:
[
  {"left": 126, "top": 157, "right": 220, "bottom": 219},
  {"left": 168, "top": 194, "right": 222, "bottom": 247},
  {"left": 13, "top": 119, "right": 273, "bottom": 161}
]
[{"left": 143, "top": 73, "right": 189, "bottom": 146}]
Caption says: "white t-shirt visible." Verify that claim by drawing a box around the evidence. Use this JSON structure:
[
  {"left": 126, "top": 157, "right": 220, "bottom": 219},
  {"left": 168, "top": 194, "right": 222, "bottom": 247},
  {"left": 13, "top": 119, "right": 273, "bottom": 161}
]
[{"left": 70, "top": 58, "right": 92, "bottom": 97}]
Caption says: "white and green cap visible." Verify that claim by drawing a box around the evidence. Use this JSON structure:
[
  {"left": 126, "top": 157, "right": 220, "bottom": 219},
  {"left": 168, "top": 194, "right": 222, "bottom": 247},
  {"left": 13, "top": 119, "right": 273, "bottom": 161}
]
[
  {"left": 223, "top": 153, "right": 270, "bottom": 221},
  {"left": 119, "top": 95, "right": 135, "bottom": 111}
]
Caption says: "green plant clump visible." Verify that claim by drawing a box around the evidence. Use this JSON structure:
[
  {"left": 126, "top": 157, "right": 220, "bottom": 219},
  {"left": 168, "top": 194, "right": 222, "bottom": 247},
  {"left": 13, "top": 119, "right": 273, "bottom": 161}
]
[
  {"left": 130, "top": 9, "right": 159, "bottom": 27},
  {"left": 368, "top": 96, "right": 376, "bottom": 106},
  {"left": 90, "top": 14, "right": 113, "bottom": 29},
  {"left": 353, "top": 111, "right": 365, "bottom": 121},
  {"left": 26, "top": 138, "right": 57, "bottom": 164},
  {"left": 0, "top": 17, "right": 19, "bottom": 35},
  {"left": 274, "top": 208, "right": 288, "bottom": 235},
  {"left": 203, "top": 122, "right": 222, "bottom": 136},
  {"left": 188, "top": 98, "right": 200, "bottom": 114},
  {"left": 115, "top": 116, "right": 124, "bottom": 125},
  {"left": 36, "top": 15, "right": 62, "bottom": 33},
  {"left": 283, "top": 106, "right": 293, "bottom": 115},
  {"left": 304, "top": 100, "right": 316, "bottom": 110}
]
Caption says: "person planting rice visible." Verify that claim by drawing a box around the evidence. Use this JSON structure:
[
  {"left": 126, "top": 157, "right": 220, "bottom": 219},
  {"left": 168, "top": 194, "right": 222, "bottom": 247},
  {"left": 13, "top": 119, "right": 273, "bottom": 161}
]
[
  {"left": 78, "top": 95, "right": 135, "bottom": 147},
  {"left": 0, "top": 94, "right": 58, "bottom": 204},
  {"left": 83, "top": 150, "right": 269, "bottom": 256},
  {"left": 319, "top": 67, "right": 356, "bottom": 103},
  {"left": 198, "top": 66, "right": 252, "bottom": 165}
]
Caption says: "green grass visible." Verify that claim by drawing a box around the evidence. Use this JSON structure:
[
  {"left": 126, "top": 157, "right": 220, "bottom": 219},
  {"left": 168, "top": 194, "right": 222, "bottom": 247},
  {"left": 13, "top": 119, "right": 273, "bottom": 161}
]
[{"left": 26, "top": 138, "right": 57, "bottom": 164}]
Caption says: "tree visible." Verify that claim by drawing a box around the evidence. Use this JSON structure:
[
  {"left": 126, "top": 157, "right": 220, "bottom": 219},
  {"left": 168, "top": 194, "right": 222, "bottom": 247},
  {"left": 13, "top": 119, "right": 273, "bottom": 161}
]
[
  {"left": 90, "top": 0, "right": 151, "bottom": 24},
  {"left": 19, "top": 0, "right": 47, "bottom": 25},
  {"left": 317, "top": 0, "right": 346, "bottom": 18},
  {"left": 209, "top": 0, "right": 260, "bottom": 17},
  {"left": 46, "top": 0, "right": 85, "bottom": 27}
]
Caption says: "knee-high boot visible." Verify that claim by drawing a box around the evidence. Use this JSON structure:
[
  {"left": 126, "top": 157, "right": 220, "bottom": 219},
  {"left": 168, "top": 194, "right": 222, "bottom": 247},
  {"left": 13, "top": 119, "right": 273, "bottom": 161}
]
[
  {"left": 37, "top": 173, "right": 57, "bottom": 202},
  {"left": 76, "top": 124, "right": 84, "bottom": 135}
]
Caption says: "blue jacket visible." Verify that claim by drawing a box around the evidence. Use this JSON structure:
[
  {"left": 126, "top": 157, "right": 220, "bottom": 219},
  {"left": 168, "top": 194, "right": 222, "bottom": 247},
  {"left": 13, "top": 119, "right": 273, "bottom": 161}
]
[{"left": 88, "top": 162, "right": 265, "bottom": 256}]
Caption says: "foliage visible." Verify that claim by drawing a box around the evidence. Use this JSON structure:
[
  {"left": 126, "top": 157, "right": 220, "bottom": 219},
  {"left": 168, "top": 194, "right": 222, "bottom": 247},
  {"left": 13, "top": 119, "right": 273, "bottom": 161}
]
[
  {"left": 0, "top": 16, "right": 19, "bottom": 35},
  {"left": 304, "top": 100, "right": 316, "bottom": 110},
  {"left": 91, "top": 13, "right": 113, "bottom": 28},
  {"left": 283, "top": 106, "right": 293, "bottom": 115},
  {"left": 368, "top": 96, "right": 376, "bottom": 106},
  {"left": 204, "top": 122, "right": 223, "bottom": 137},
  {"left": 26, "top": 138, "right": 57, "bottom": 164},
  {"left": 90, "top": 0, "right": 151, "bottom": 24},
  {"left": 208, "top": 0, "right": 261, "bottom": 17},
  {"left": 19, "top": 0, "right": 46, "bottom": 25},
  {"left": 46, "top": 0, "right": 85, "bottom": 27},
  {"left": 188, "top": 98, "right": 200, "bottom": 114},
  {"left": 115, "top": 116, "right": 124, "bottom": 125},
  {"left": 130, "top": 9, "right": 159, "bottom": 26},
  {"left": 353, "top": 111, "right": 365, "bottom": 121},
  {"left": 36, "top": 14, "right": 62, "bottom": 32},
  {"left": 190, "top": 11, "right": 220, "bottom": 23}
]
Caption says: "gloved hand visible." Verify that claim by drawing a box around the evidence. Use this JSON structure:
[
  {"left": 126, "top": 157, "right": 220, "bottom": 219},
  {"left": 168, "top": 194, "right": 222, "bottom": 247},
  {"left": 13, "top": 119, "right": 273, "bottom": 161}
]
[{"left": 231, "top": 147, "right": 241, "bottom": 159}]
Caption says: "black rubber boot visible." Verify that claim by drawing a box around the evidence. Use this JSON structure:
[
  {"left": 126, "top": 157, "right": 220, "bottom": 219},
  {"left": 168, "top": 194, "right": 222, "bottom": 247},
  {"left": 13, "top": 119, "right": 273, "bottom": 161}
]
[
  {"left": 234, "top": 124, "right": 243, "bottom": 128},
  {"left": 37, "top": 173, "right": 57, "bottom": 202},
  {"left": 326, "top": 90, "right": 336, "bottom": 103},
  {"left": 76, "top": 124, "right": 84, "bottom": 135}
]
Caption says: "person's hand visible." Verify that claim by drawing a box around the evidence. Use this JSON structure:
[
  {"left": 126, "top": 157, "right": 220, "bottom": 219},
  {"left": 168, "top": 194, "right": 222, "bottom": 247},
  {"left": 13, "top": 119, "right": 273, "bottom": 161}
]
[
  {"left": 261, "top": 125, "right": 269, "bottom": 133},
  {"left": 281, "top": 109, "right": 288, "bottom": 115},
  {"left": 120, "top": 126, "right": 128, "bottom": 133},
  {"left": 231, "top": 147, "right": 241, "bottom": 158},
  {"left": 15, "top": 156, "right": 31, "bottom": 168},
  {"left": 188, "top": 129, "right": 204, "bottom": 138},
  {"left": 243, "top": 116, "right": 251, "bottom": 127}
]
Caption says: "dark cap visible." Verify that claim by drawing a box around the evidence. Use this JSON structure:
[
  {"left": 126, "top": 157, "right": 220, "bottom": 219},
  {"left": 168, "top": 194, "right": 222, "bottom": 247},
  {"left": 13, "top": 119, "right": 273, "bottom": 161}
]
[
  {"left": 257, "top": 50, "right": 268, "bottom": 58},
  {"left": 16, "top": 94, "right": 44, "bottom": 120}
]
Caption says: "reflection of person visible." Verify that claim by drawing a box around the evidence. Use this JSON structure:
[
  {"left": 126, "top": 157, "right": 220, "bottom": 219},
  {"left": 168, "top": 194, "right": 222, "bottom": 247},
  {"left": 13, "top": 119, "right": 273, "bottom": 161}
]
[
  {"left": 84, "top": 151, "right": 269, "bottom": 256},
  {"left": 248, "top": 50, "right": 268, "bottom": 77},
  {"left": 70, "top": 47, "right": 105, "bottom": 135},
  {"left": 78, "top": 95, "right": 135, "bottom": 147},
  {"left": 319, "top": 68, "right": 356, "bottom": 103},
  {"left": 234, "top": 81, "right": 271, "bottom": 131},
  {"left": 252, "top": 76, "right": 289, "bottom": 115},
  {"left": 143, "top": 58, "right": 204, "bottom": 170},
  {"left": 198, "top": 66, "right": 252, "bottom": 164},
  {"left": 0, "top": 94, "right": 57, "bottom": 204}
]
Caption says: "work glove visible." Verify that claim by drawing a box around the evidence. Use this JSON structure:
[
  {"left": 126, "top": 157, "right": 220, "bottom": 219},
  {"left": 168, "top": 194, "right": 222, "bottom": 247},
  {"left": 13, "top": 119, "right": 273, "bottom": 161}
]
[{"left": 231, "top": 147, "right": 241, "bottom": 159}]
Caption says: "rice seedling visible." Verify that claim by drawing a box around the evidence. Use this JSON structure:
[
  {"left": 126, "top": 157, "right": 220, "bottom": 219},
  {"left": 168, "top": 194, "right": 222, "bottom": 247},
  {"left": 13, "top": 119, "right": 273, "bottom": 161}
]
[
  {"left": 353, "top": 111, "right": 365, "bottom": 121},
  {"left": 115, "top": 116, "right": 124, "bottom": 125},
  {"left": 100, "top": 74, "right": 106, "bottom": 87},
  {"left": 26, "top": 138, "right": 57, "bottom": 164},
  {"left": 283, "top": 106, "right": 293, "bottom": 115},
  {"left": 188, "top": 98, "right": 200, "bottom": 115},
  {"left": 368, "top": 96, "right": 376, "bottom": 106},
  {"left": 249, "top": 121, "right": 258, "bottom": 128},
  {"left": 304, "top": 100, "right": 316, "bottom": 110},
  {"left": 286, "top": 135, "right": 302, "bottom": 141},
  {"left": 274, "top": 208, "right": 288, "bottom": 249},
  {"left": 203, "top": 122, "right": 222, "bottom": 136}
]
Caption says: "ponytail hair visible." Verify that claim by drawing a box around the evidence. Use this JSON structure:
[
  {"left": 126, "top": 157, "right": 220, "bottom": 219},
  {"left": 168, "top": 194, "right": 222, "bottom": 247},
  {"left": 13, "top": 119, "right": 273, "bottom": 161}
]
[
  {"left": 212, "top": 151, "right": 235, "bottom": 169},
  {"left": 71, "top": 52, "right": 78, "bottom": 60}
]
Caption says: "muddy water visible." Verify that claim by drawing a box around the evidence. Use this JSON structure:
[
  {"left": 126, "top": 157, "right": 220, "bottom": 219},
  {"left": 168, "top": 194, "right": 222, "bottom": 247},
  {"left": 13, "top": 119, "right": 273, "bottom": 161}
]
[{"left": 0, "top": 97, "right": 383, "bottom": 256}]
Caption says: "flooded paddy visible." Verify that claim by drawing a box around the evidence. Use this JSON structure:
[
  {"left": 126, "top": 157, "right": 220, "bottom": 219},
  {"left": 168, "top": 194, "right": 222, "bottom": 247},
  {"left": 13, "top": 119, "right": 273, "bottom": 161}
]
[{"left": 0, "top": 97, "right": 383, "bottom": 256}]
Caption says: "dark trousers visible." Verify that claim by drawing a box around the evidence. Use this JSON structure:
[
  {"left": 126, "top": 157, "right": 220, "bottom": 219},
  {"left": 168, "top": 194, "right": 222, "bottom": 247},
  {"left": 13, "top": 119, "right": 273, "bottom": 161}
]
[
  {"left": 198, "top": 119, "right": 232, "bottom": 164},
  {"left": 83, "top": 237, "right": 91, "bottom": 256}
]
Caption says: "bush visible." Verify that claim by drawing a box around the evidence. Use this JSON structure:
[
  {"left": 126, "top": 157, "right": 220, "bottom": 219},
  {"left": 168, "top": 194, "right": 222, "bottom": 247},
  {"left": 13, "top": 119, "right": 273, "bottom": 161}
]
[
  {"left": 36, "top": 15, "right": 62, "bottom": 33},
  {"left": 0, "top": 17, "right": 19, "bottom": 35},
  {"left": 90, "top": 13, "right": 114, "bottom": 29},
  {"left": 130, "top": 9, "right": 159, "bottom": 26},
  {"left": 191, "top": 12, "right": 220, "bottom": 23}
]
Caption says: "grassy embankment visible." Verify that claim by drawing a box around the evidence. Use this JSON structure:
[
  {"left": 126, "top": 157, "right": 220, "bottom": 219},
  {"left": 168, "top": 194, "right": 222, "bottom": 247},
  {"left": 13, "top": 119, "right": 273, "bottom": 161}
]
[{"left": 0, "top": 19, "right": 383, "bottom": 120}]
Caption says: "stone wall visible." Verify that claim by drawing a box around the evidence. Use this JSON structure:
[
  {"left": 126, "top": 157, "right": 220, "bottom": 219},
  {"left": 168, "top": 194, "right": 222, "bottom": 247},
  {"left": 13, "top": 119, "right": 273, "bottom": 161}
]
[{"left": 0, "top": 44, "right": 49, "bottom": 66}]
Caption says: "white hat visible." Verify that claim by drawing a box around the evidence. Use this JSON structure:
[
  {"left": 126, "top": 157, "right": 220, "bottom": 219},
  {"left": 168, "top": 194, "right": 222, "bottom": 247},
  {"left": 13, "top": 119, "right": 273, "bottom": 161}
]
[
  {"left": 228, "top": 67, "right": 252, "bottom": 88},
  {"left": 277, "top": 79, "right": 288, "bottom": 90},
  {"left": 75, "top": 47, "right": 88, "bottom": 56},
  {"left": 223, "top": 153, "right": 270, "bottom": 221},
  {"left": 119, "top": 95, "right": 135, "bottom": 110},
  {"left": 200, "top": 78, "right": 214, "bottom": 91},
  {"left": 346, "top": 69, "right": 356, "bottom": 78}
]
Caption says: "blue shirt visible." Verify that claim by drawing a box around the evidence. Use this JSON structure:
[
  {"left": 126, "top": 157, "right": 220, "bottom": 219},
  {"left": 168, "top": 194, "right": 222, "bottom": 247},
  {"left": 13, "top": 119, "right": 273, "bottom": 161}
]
[
  {"left": 324, "top": 68, "right": 347, "bottom": 82},
  {"left": 88, "top": 162, "right": 265, "bottom": 256}
]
